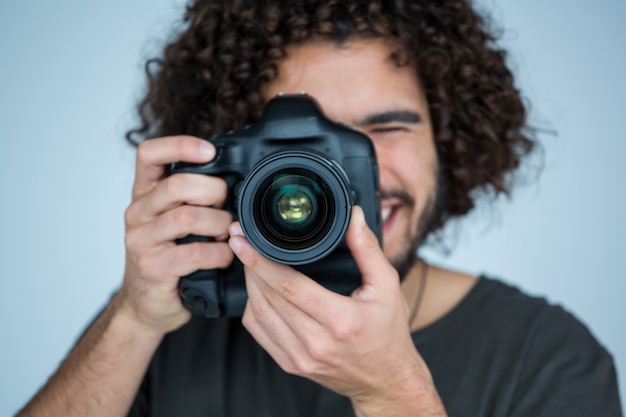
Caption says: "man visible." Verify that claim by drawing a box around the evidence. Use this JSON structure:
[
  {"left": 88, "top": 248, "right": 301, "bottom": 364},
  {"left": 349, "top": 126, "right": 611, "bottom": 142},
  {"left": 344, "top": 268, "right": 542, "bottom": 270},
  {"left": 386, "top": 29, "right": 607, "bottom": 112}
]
[{"left": 18, "top": 0, "right": 622, "bottom": 416}]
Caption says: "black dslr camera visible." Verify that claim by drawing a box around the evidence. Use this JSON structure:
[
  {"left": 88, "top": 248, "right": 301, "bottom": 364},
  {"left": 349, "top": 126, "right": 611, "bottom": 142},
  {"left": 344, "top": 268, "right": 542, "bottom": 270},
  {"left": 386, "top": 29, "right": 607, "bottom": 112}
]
[{"left": 171, "top": 94, "right": 381, "bottom": 318}]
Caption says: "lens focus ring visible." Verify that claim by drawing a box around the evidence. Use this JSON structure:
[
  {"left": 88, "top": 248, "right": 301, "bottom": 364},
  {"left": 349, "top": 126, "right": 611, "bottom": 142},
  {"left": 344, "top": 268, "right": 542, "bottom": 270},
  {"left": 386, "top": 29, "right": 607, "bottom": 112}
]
[{"left": 237, "top": 151, "right": 352, "bottom": 265}]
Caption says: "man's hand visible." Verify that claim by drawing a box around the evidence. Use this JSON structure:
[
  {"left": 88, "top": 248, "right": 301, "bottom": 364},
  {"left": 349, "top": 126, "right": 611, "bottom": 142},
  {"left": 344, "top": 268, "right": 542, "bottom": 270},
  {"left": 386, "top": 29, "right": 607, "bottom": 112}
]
[
  {"left": 119, "top": 135, "right": 235, "bottom": 334},
  {"left": 229, "top": 205, "right": 446, "bottom": 416},
  {"left": 18, "top": 135, "right": 237, "bottom": 417}
]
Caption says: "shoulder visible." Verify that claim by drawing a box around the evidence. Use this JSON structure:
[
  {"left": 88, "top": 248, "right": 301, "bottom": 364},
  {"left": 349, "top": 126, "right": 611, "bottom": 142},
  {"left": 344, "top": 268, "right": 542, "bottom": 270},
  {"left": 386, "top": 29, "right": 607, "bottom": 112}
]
[
  {"left": 460, "top": 276, "right": 612, "bottom": 366},
  {"left": 423, "top": 276, "right": 622, "bottom": 416},
  {"left": 490, "top": 278, "right": 621, "bottom": 416},
  {"left": 472, "top": 277, "right": 602, "bottom": 347}
]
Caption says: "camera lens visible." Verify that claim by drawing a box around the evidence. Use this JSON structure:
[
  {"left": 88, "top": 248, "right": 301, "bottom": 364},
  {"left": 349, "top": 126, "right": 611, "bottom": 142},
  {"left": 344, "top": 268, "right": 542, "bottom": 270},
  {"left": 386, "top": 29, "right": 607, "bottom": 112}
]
[
  {"left": 256, "top": 170, "right": 334, "bottom": 250},
  {"left": 237, "top": 151, "right": 352, "bottom": 265}
]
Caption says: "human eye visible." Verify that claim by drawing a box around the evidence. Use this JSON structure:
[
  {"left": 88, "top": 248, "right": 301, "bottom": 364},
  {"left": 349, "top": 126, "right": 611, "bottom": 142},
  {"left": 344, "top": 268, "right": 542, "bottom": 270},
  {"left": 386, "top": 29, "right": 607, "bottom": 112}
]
[{"left": 369, "top": 125, "right": 409, "bottom": 134}]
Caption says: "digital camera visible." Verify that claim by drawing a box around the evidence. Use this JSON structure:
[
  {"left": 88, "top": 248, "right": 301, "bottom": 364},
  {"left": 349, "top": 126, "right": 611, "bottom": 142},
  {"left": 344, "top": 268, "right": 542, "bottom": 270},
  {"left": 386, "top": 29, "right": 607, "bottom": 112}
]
[{"left": 171, "top": 94, "right": 381, "bottom": 318}]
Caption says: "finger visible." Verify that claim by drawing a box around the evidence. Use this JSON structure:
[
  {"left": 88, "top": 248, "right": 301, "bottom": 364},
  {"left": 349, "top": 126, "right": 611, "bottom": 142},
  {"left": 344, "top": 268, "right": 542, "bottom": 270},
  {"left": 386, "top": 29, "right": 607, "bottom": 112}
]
[
  {"left": 128, "top": 206, "right": 232, "bottom": 249},
  {"left": 133, "top": 135, "right": 215, "bottom": 198},
  {"left": 126, "top": 173, "right": 228, "bottom": 225},
  {"left": 137, "top": 241, "right": 234, "bottom": 282},
  {"left": 243, "top": 270, "right": 311, "bottom": 375},
  {"left": 344, "top": 206, "right": 399, "bottom": 299},
  {"left": 244, "top": 266, "right": 364, "bottom": 380},
  {"left": 246, "top": 261, "right": 328, "bottom": 338},
  {"left": 242, "top": 306, "right": 298, "bottom": 374},
  {"left": 228, "top": 230, "right": 351, "bottom": 325}
]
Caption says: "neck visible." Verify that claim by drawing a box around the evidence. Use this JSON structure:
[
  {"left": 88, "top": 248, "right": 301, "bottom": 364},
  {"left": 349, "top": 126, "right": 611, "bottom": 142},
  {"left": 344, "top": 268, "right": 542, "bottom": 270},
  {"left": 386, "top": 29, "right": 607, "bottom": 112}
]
[{"left": 401, "top": 262, "right": 479, "bottom": 332}]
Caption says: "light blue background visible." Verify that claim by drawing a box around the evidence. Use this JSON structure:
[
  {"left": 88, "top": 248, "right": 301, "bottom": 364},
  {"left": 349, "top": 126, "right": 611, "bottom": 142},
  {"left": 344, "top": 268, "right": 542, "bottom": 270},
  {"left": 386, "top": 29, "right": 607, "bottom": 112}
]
[{"left": 0, "top": 0, "right": 624, "bottom": 414}]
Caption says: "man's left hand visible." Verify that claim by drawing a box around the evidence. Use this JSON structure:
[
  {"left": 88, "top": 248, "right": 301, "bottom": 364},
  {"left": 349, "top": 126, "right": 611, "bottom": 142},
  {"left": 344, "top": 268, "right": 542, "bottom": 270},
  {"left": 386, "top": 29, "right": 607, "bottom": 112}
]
[{"left": 228, "top": 206, "right": 444, "bottom": 415}]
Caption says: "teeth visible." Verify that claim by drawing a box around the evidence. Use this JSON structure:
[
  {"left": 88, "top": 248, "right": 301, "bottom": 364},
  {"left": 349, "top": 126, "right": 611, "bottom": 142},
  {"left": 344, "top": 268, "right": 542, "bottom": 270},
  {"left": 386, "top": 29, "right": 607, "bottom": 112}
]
[{"left": 381, "top": 207, "right": 392, "bottom": 223}]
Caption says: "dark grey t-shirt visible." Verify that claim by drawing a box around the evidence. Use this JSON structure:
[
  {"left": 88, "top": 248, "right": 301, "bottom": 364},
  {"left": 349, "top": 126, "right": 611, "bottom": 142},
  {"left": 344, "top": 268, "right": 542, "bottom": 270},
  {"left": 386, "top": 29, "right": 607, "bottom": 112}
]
[{"left": 128, "top": 277, "right": 622, "bottom": 416}]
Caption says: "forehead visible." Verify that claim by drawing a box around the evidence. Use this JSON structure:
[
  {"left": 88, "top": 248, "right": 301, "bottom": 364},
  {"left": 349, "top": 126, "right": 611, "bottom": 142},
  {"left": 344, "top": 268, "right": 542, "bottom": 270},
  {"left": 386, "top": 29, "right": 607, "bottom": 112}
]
[{"left": 263, "top": 38, "right": 429, "bottom": 125}]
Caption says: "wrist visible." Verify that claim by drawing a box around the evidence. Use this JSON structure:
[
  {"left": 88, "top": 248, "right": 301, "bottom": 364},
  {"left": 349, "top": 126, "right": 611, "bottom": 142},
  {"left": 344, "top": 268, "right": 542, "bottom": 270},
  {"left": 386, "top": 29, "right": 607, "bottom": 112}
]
[
  {"left": 112, "top": 283, "right": 191, "bottom": 337},
  {"left": 110, "top": 289, "right": 171, "bottom": 343},
  {"left": 351, "top": 363, "right": 447, "bottom": 417}
]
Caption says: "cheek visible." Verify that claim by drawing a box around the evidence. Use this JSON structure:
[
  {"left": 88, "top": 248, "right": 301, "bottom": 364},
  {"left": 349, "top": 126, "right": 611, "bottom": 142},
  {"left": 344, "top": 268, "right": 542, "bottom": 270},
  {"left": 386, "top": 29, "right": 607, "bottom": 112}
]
[{"left": 376, "top": 142, "right": 437, "bottom": 191}]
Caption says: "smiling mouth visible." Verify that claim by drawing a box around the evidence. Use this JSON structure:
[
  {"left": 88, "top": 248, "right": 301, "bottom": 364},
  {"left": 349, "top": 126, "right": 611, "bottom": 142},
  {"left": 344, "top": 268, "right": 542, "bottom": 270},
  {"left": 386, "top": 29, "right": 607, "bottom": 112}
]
[
  {"left": 382, "top": 206, "right": 393, "bottom": 223},
  {"left": 379, "top": 190, "right": 414, "bottom": 235},
  {"left": 381, "top": 203, "right": 400, "bottom": 227}
]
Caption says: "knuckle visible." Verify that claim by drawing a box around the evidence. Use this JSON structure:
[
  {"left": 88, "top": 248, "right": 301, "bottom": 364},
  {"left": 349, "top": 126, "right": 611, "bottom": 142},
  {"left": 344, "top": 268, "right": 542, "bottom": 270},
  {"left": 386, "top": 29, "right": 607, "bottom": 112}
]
[
  {"left": 175, "top": 242, "right": 233, "bottom": 270},
  {"left": 209, "top": 243, "right": 235, "bottom": 268},
  {"left": 292, "top": 354, "right": 320, "bottom": 376},
  {"left": 214, "top": 178, "right": 228, "bottom": 201},
  {"left": 124, "top": 226, "right": 149, "bottom": 255},
  {"left": 136, "top": 140, "right": 151, "bottom": 163},
  {"left": 238, "top": 242, "right": 260, "bottom": 268},
  {"left": 163, "top": 174, "right": 185, "bottom": 198},
  {"left": 124, "top": 227, "right": 141, "bottom": 251},
  {"left": 248, "top": 291, "right": 273, "bottom": 319},
  {"left": 221, "top": 246, "right": 236, "bottom": 267},
  {"left": 387, "top": 265, "right": 400, "bottom": 281},
  {"left": 135, "top": 252, "right": 155, "bottom": 278},
  {"left": 174, "top": 135, "right": 190, "bottom": 157},
  {"left": 281, "top": 361, "right": 299, "bottom": 375},
  {"left": 241, "top": 308, "right": 256, "bottom": 330},
  {"left": 248, "top": 303, "right": 268, "bottom": 324},
  {"left": 332, "top": 316, "right": 358, "bottom": 342},
  {"left": 275, "top": 277, "right": 298, "bottom": 298},
  {"left": 170, "top": 205, "right": 197, "bottom": 227},
  {"left": 124, "top": 204, "right": 139, "bottom": 228},
  {"left": 177, "top": 242, "right": 206, "bottom": 265},
  {"left": 306, "top": 339, "right": 333, "bottom": 363},
  {"left": 215, "top": 210, "right": 234, "bottom": 234},
  {"left": 362, "top": 228, "right": 381, "bottom": 252}
]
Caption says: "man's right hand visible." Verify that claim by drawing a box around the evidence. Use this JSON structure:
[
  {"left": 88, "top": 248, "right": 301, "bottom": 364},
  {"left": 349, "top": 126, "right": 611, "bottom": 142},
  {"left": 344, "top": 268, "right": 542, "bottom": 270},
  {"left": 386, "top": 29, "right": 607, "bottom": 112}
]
[
  {"left": 117, "top": 135, "right": 235, "bottom": 334},
  {"left": 17, "top": 135, "right": 235, "bottom": 417}
]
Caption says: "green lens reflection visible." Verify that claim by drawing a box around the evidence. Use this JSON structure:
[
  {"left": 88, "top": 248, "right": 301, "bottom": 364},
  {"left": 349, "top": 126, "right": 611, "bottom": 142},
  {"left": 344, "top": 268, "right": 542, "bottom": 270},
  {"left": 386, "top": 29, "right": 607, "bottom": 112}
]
[
  {"left": 277, "top": 187, "right": 313, "bottom": 225},
  {"left": 255, "top": 169, "right": 333, "bottom": 251}
]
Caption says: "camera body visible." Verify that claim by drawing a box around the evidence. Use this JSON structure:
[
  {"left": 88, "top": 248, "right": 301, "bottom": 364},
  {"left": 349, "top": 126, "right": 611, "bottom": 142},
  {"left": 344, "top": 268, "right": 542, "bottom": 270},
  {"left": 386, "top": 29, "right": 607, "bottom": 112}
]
[{"left": 171, "top": 94, "right": 381, "bottom": 318}]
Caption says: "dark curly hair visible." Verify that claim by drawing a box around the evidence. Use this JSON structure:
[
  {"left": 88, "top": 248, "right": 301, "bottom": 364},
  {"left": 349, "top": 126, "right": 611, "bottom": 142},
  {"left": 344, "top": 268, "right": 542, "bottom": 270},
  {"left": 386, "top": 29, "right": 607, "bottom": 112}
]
[{"left": 127, "top": 0, "right": 536, "bottom": 237}]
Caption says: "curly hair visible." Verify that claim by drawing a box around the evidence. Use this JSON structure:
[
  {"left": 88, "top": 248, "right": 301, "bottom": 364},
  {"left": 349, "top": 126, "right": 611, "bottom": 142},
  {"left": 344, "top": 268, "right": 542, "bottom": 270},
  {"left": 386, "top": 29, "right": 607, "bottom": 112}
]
[{"left": 127, "top": 0, "right": 536, "bottom": 236}]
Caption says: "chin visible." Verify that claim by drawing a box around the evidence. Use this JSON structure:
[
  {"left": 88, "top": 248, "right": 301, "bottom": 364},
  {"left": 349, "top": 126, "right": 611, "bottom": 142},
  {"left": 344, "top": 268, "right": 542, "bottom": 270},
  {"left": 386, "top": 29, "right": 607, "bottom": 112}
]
[{"left": 391, "top": 252, "right": 418, "bottom": 282}]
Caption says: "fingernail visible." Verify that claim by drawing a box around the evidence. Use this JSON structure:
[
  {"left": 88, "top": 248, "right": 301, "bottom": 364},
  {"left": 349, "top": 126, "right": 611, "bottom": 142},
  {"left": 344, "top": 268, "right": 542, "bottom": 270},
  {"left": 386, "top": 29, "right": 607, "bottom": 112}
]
[
  {"left": 199, "top": 142, "right": 214, "bottom": 158},
  {"left": 229, "top": 237, "right": 242, "bottom": 254},
  {"left": 354, "top": 206, "right": 366, "bottom": 228},
  {"left": 229, "top": 223, "right": 243, "bottom": 237}
]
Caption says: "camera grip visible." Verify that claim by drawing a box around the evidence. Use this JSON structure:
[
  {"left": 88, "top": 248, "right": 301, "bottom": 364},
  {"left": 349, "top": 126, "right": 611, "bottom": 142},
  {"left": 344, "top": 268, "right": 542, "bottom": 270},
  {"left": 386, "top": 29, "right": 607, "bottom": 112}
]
[
  {"left": 176, "top": 234, "right": 221, "bottom": 317},
  {"left": 177, "top": 236, "right": 248, "bottom": 318},
  {"left": 174, "top": 171, "right": 244, "bottom": 317},
  {"left": 179, "top": 249, "right": 362, "bottom": 318}
]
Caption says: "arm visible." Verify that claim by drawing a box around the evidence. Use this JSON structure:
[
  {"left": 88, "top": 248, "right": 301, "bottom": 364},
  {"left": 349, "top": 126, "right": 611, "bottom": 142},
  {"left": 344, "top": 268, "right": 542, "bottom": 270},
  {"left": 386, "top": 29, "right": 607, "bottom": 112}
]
[
  {"left": 17, "top": 136, "right": 233, "bottom": 417},
  {"left": 16, "top": 294, "right": 163, "bottom": 417},
  {"left": 229, "top": 206, "right": 447, "bottom": 417}
]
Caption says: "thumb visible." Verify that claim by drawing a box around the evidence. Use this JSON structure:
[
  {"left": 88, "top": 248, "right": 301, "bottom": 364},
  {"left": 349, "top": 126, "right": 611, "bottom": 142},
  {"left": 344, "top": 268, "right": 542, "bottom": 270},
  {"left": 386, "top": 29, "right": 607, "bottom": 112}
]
[{"left": 346, "top": 205, "right": 399, "bottom": 299}]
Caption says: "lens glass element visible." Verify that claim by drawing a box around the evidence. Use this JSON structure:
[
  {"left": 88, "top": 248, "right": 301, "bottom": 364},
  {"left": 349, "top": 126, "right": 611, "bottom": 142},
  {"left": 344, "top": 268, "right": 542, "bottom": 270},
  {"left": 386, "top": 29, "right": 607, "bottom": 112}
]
[
  {"left": 254, "top": 169, "right": 335, "bottom": 250},
  {"left": 276, "top": 184, "right": 313, "bottom": 225}
]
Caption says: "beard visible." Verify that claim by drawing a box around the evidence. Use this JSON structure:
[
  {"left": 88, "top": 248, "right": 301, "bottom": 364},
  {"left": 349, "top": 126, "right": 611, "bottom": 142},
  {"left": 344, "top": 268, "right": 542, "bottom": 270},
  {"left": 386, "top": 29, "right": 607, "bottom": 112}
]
[{"left": 383, "top": 182, "right": 441, "bottom": 281}]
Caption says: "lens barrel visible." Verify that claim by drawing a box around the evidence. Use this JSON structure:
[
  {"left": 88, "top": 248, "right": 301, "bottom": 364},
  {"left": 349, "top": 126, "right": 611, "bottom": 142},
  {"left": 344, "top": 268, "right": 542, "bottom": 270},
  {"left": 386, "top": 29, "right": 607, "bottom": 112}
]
[{"left": 237, "top": 151, "right": 352, "bottom": 265}]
